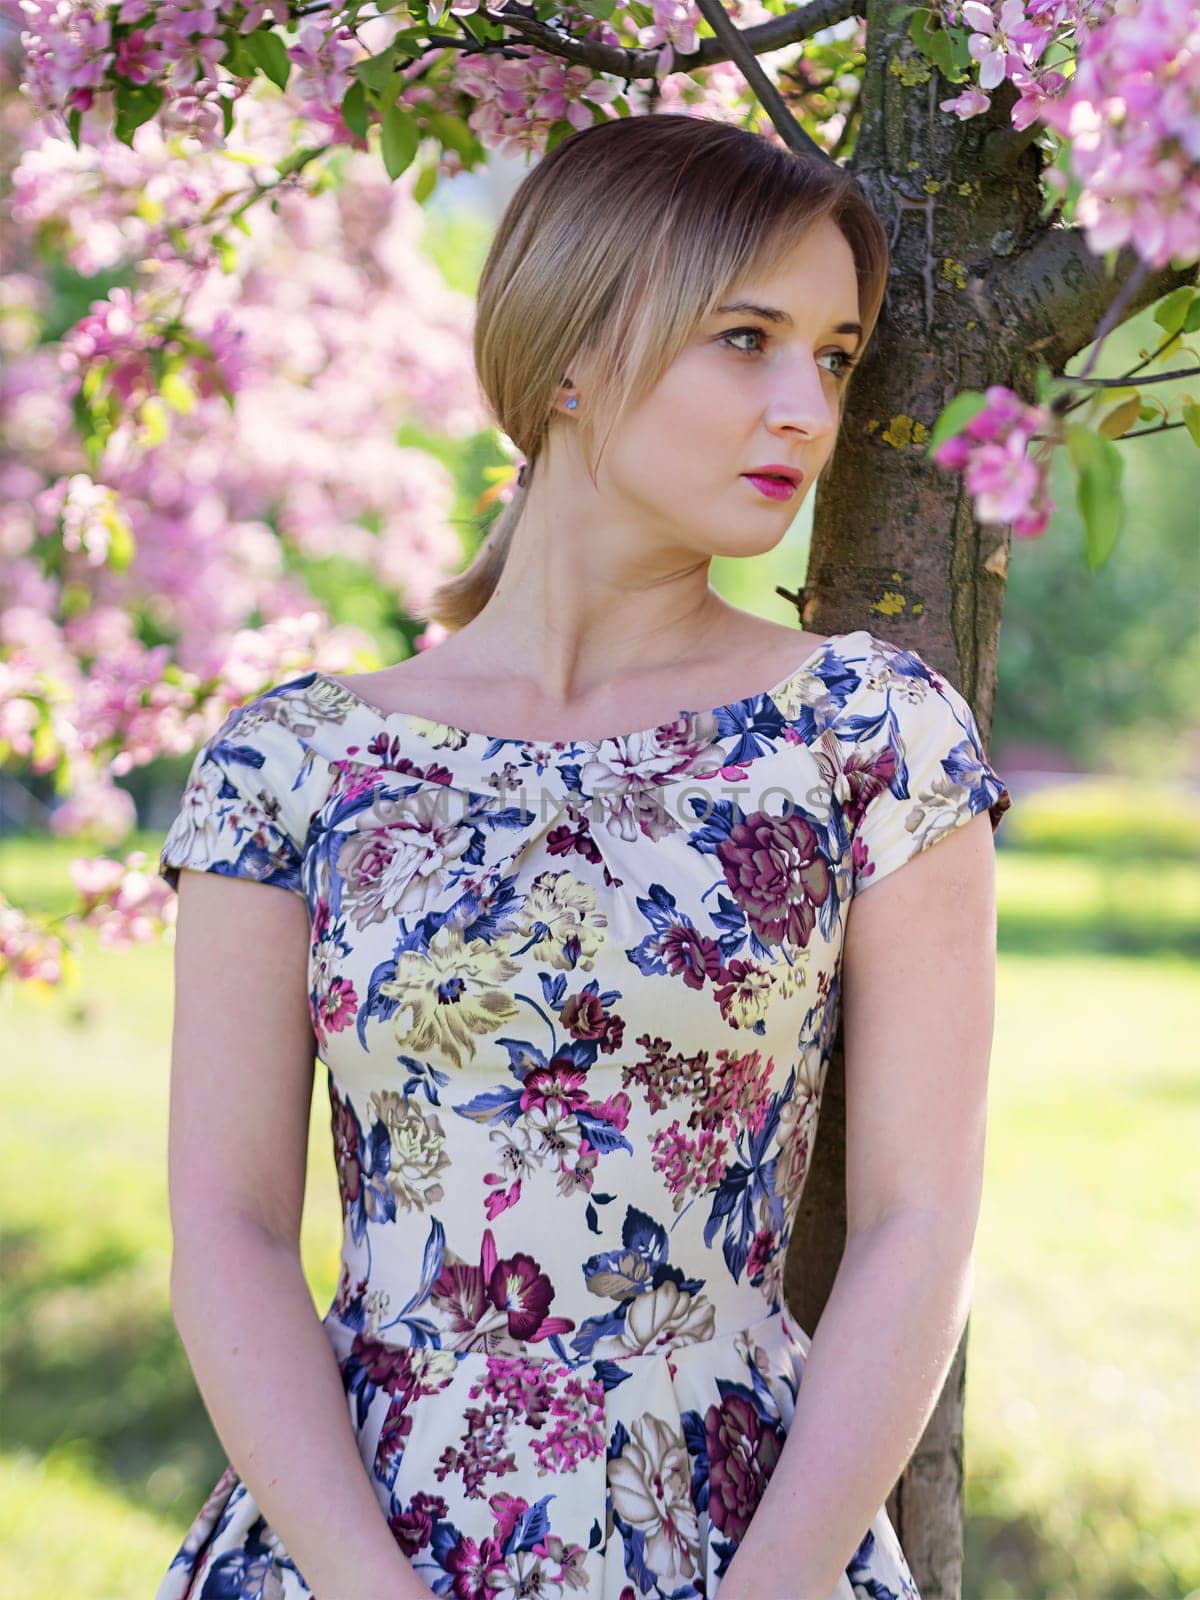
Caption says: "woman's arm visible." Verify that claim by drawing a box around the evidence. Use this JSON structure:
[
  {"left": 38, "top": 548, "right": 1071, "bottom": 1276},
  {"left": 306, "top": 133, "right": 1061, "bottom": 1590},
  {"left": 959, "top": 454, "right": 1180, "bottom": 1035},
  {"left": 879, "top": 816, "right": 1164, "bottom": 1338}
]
[
  {"left": 718, "top": 1214, "right": 974, "bottom": 1600},
  {"left": 720, "top": 807, "right": 998, "bottom": 1600},
  {"left": 166, "top": 869, "right": 424, "bottom": 1600},
  {"left": 171, "top": 1219, "right": 427, "bottom": 1600}
]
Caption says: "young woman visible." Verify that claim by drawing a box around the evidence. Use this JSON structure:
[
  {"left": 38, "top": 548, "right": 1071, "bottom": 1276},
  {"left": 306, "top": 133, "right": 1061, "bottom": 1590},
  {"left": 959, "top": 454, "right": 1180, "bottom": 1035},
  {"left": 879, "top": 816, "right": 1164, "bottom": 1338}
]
[{"left": 158, "top": 113, "right": 1011, "bottom": 1600}]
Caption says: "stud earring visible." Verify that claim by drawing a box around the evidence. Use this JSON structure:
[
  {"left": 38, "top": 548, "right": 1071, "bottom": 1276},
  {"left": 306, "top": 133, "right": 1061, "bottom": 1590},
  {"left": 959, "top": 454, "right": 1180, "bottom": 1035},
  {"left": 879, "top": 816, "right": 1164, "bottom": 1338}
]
[{"left": 565, "top": 396, "right": 578, "bottom": 410}]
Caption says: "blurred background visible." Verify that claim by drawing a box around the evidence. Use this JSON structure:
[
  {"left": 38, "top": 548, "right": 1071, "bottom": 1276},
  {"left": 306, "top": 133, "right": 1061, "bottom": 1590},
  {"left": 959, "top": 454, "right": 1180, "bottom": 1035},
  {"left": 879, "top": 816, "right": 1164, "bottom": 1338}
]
[{"left": 3, "top": 67, "right": 1199, "bottom": 1600}]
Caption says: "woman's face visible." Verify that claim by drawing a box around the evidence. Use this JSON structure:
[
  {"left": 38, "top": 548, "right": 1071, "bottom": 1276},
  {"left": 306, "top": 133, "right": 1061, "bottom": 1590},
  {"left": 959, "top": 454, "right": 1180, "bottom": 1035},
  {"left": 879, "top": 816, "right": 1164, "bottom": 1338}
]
[{"left": 575, "top": 216, "right": 864, "bottom": 560}]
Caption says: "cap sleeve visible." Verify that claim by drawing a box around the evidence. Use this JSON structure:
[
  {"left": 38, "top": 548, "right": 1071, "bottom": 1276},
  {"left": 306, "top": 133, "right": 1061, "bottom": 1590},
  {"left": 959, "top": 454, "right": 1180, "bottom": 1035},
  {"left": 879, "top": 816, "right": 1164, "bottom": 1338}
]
[
  {"left": 158, "top": 686, "right": 321, "bottom": 899},
  {"left": 849, "top": 655, "right": 1012, "bottom": 896}
]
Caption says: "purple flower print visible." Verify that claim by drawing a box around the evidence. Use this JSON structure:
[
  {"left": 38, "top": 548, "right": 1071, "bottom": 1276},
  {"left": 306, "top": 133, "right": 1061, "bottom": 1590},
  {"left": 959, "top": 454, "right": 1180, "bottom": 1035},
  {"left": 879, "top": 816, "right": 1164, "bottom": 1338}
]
[
  {"left": 745, "top": 1226, "right": 778, "bottom": 1285},
  {"left": 430, "top": 1228, "right": 575, "bottom": 1349},
  {"left": 309, "top": 897, "right": 359, "bottom": 1050},
  {"left": 444, "top": 1531, "right": 508, "bottom": 1594},
  {"left": 436, "top": 1356, "right": 605, "bottom": 1499},
  {"left": 705, "top": 1390, "right": 784, "bottom": 1543},
  {"left": 842, "top": 741, "right": 900, "bottom": 827},
  {"left": 518, "top": 1061, "right": 592, "bottom": 1115},
  {"left": 488, "top": 1252, "right": 566, "bottom": 1341},
  {"left": 388, "top": 1490, "right": 448, "bottom": 1559},
  {"left": 716, "top": 809, "right": 832, "bottom": 949},
  {"left": 376, "top": 1393, "right": 415, "bottom": 1481},
  {"left": 658, "top": 920, "right": 724, "bottom": 990},
  {"left": 331, "top": 1088, "right": 362, "bottom": 1208},
  {"left": 560, "top": 983, "right": 625, "bottom": 1050}
]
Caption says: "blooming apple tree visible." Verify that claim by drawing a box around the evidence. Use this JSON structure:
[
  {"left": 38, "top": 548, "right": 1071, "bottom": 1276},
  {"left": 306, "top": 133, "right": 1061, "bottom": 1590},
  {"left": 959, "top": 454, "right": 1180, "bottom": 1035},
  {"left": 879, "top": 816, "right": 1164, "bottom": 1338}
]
[{"left": 1, "top": 0, "right": 1197, "bottom": 1000}]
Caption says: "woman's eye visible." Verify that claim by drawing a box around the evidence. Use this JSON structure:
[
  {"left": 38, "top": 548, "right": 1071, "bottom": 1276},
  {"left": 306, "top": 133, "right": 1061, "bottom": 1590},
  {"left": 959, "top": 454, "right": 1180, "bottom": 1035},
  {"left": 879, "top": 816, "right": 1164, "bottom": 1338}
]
[
  {"left": 720, "top": 326, "right": 768, "bottom": 355},
  {"left": 719, "top": 327, "right": 859, "bottom": 378}
]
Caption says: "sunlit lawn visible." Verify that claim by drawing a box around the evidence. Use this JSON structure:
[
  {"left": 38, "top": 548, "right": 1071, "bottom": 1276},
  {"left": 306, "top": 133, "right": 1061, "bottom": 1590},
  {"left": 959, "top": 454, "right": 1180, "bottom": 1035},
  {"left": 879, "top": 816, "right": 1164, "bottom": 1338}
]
[{"left": 1, "top": 778, "right": 1197, "bottom": 1600}]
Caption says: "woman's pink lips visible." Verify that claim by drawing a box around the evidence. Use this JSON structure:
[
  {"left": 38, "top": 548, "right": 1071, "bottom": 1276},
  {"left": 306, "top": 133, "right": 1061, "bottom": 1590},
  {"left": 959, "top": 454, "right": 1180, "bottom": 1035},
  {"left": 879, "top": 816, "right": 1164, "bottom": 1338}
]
[{"left": 743, "top": 472, "right": 800, "bottom": 501}]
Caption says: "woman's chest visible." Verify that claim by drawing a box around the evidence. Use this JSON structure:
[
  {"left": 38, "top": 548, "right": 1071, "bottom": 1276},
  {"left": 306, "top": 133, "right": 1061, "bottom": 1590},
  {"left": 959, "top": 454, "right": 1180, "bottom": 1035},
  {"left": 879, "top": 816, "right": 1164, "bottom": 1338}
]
[{"left": 299, "top": 743, "right": 853, "bottom": 1091}]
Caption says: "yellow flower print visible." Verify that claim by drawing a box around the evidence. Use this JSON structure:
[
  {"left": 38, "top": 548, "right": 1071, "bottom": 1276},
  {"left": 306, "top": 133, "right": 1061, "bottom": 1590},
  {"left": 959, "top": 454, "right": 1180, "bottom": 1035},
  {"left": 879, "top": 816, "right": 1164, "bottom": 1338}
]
[
  {"left": 770, "top": 662, "right": 838, "bottom": 721},
  {"left": 379, "top": 922, "right": 522, "bottom": 1071},
  {"left": 512, "top": 871, "right": 608, "bottom": 971},
  {"left": 406, "top": 715, "right": 472, "bottom": 753},
  {"left": 714, "top": 954, "right": 807, "bottom": 1031},
  {"left": 368, "top": 1090, "right": 450, "bottom": 1212},
  {"left": 406, "top": 1345, "right": 459, "bottom": 1394},
  {"left": 770, "top": 955, "right": 809, "bottom": 1001}
]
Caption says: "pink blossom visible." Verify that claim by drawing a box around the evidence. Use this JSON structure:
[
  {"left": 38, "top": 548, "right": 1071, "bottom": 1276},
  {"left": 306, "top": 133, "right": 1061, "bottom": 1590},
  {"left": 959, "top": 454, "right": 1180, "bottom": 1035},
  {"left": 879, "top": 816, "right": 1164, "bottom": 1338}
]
[
  {"left": 962, "top": 1, "right": 1028, "bottom": 92},
  {"left": 931, "top": 384, "right": 1058, "bottom": 534}
]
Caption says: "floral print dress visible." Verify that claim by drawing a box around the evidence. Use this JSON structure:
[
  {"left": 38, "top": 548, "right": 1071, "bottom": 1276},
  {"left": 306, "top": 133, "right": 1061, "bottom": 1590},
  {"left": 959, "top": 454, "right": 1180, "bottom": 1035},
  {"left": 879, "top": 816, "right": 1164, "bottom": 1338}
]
[{"left": 156, "top": 627, "right": 1011, "bottom": 1600}]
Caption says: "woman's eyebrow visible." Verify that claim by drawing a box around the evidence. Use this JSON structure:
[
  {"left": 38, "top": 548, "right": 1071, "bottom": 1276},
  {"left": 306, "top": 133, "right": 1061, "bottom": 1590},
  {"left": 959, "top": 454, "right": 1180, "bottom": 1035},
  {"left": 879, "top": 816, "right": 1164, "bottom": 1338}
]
[{"left": 714, "top": 300, "right": 863, "bottom": 345}]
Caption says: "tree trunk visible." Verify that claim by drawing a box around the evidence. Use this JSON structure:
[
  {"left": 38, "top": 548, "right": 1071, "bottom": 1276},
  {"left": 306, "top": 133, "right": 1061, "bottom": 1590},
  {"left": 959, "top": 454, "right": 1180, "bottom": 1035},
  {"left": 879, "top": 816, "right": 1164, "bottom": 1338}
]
[{"left": 780, "top": 12, "right": 1021, "bottom": 1597}]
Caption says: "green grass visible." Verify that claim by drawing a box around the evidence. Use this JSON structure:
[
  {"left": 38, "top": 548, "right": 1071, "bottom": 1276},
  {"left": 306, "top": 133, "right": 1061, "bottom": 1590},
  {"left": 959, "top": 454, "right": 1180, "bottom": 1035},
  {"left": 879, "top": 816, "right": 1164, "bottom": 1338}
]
[{"left": 1, "top": 777, "right": 1197, "bottom": 1599}]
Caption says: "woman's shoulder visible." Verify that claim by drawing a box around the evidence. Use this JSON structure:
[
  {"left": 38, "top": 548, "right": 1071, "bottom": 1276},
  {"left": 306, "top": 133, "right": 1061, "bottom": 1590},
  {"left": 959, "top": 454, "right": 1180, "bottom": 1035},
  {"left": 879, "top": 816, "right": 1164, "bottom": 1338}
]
[
  {"left": 157, "top": 674, "right": 345, "bottom": 896},
  {"left": 822, "top": 629, "right": 986, "bottom": 722},
  {"left": 827, "top": 634, "right": 1012, "bottom": 894}
]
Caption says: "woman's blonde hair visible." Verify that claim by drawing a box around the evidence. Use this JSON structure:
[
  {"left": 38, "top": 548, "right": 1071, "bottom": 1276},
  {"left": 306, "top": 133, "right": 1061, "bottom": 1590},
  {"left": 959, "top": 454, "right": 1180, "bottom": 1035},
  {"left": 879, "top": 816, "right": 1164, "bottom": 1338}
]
[{"left": 418, "top": 114, "right": 890, "bottom": 632}]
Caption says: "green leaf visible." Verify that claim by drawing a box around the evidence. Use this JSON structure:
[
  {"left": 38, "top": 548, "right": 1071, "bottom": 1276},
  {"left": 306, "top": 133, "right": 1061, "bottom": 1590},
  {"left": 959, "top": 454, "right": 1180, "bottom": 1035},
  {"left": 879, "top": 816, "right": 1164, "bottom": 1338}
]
[
  {"left": 927, "top": 389, "right": 988, "bottom": 453},
  {"left": 456, "top": 9, "right": 510, "bottom": 39},
  {"left": 908, "top": 9, "right": 972, "bottom": 79},
  {"left": 275, "top": 143, "right": 322, "bottom": 179},
  {"left": 413, "top": 160, "right": 440, "bottom": 204},
  {"left": 341, "top": 80, "right": 368, "bottom": 139},
  {"left": 425, "top": 111, "right": 482, "bottom": 164},
  {"left": 105, "top": 508, "right": 136, "bottom": 572},
  {"left": 381, "top": 101, "right": 420, "bottom": 180},
  {"left": 67, "top": 108, "right": 82, "bottom": 150},
  {"left": 1033, "top": 362, "right": 1059, "bottom": 405},
  {"left": 222, "top": 29, "right": 258, "bottom": 78},
  {"left": 113, "top": 80, "right": 164, "bottom": 148},
  {"left": 138, "top": 395, "right": 169, "bottom": 448},
  {"left": 1065, "top": 422, "right": 1125, "bottom": 569},
  {"left": 1096, "top": 395, "right": 1141, "bottom": 439},
  {"left": 212, "top": 233, "right": 239, "bottom": 274},
  {"left": 246, "top": 28, "right": 291, "bottom": 92},
  {"left": 910, "top": 11, "right": 956, "bottom": 78},
  {"left": 160, "top": 369, "right": 196, "bottom": 414},
  {"left": 545, "top": 118, "right": 578, "bottom": 152},
  {"left": 357, "top": 45, "right": 399, "bottom": 92},
  {"left": 578, "top": 0, "right": 618, "bottom": 18},
  {"left": 1152, "top": 285, "right": 1195, "bottom": 338},
  {"left": 1182, "top": 400, "right": 1200, "bottom": 447}
]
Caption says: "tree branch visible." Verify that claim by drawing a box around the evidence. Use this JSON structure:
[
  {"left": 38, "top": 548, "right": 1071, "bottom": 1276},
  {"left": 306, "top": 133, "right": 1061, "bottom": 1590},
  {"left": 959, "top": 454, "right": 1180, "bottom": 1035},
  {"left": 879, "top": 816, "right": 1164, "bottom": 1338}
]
[
  {"left": 979, "top": 119, "right": 1045, "bottom": 177},
  {"left": 692, "top": 0, "right": 831, "bottom": 160},
  {"left": 989, "top": 225, "right": 1200, "bottom": 375},
  {"left": 389, "top": 0, "right": 864, "bottom": 82},
  {"left": 1063, "top": 365, "right": 1200, "bottom": 386}
]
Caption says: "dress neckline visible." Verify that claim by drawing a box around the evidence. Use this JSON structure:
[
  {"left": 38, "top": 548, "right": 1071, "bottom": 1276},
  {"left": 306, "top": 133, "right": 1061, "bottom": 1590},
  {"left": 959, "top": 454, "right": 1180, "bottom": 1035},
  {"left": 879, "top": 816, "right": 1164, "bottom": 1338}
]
[{"left": 311, "top": 629, "right": 868, "bottom": 753}]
